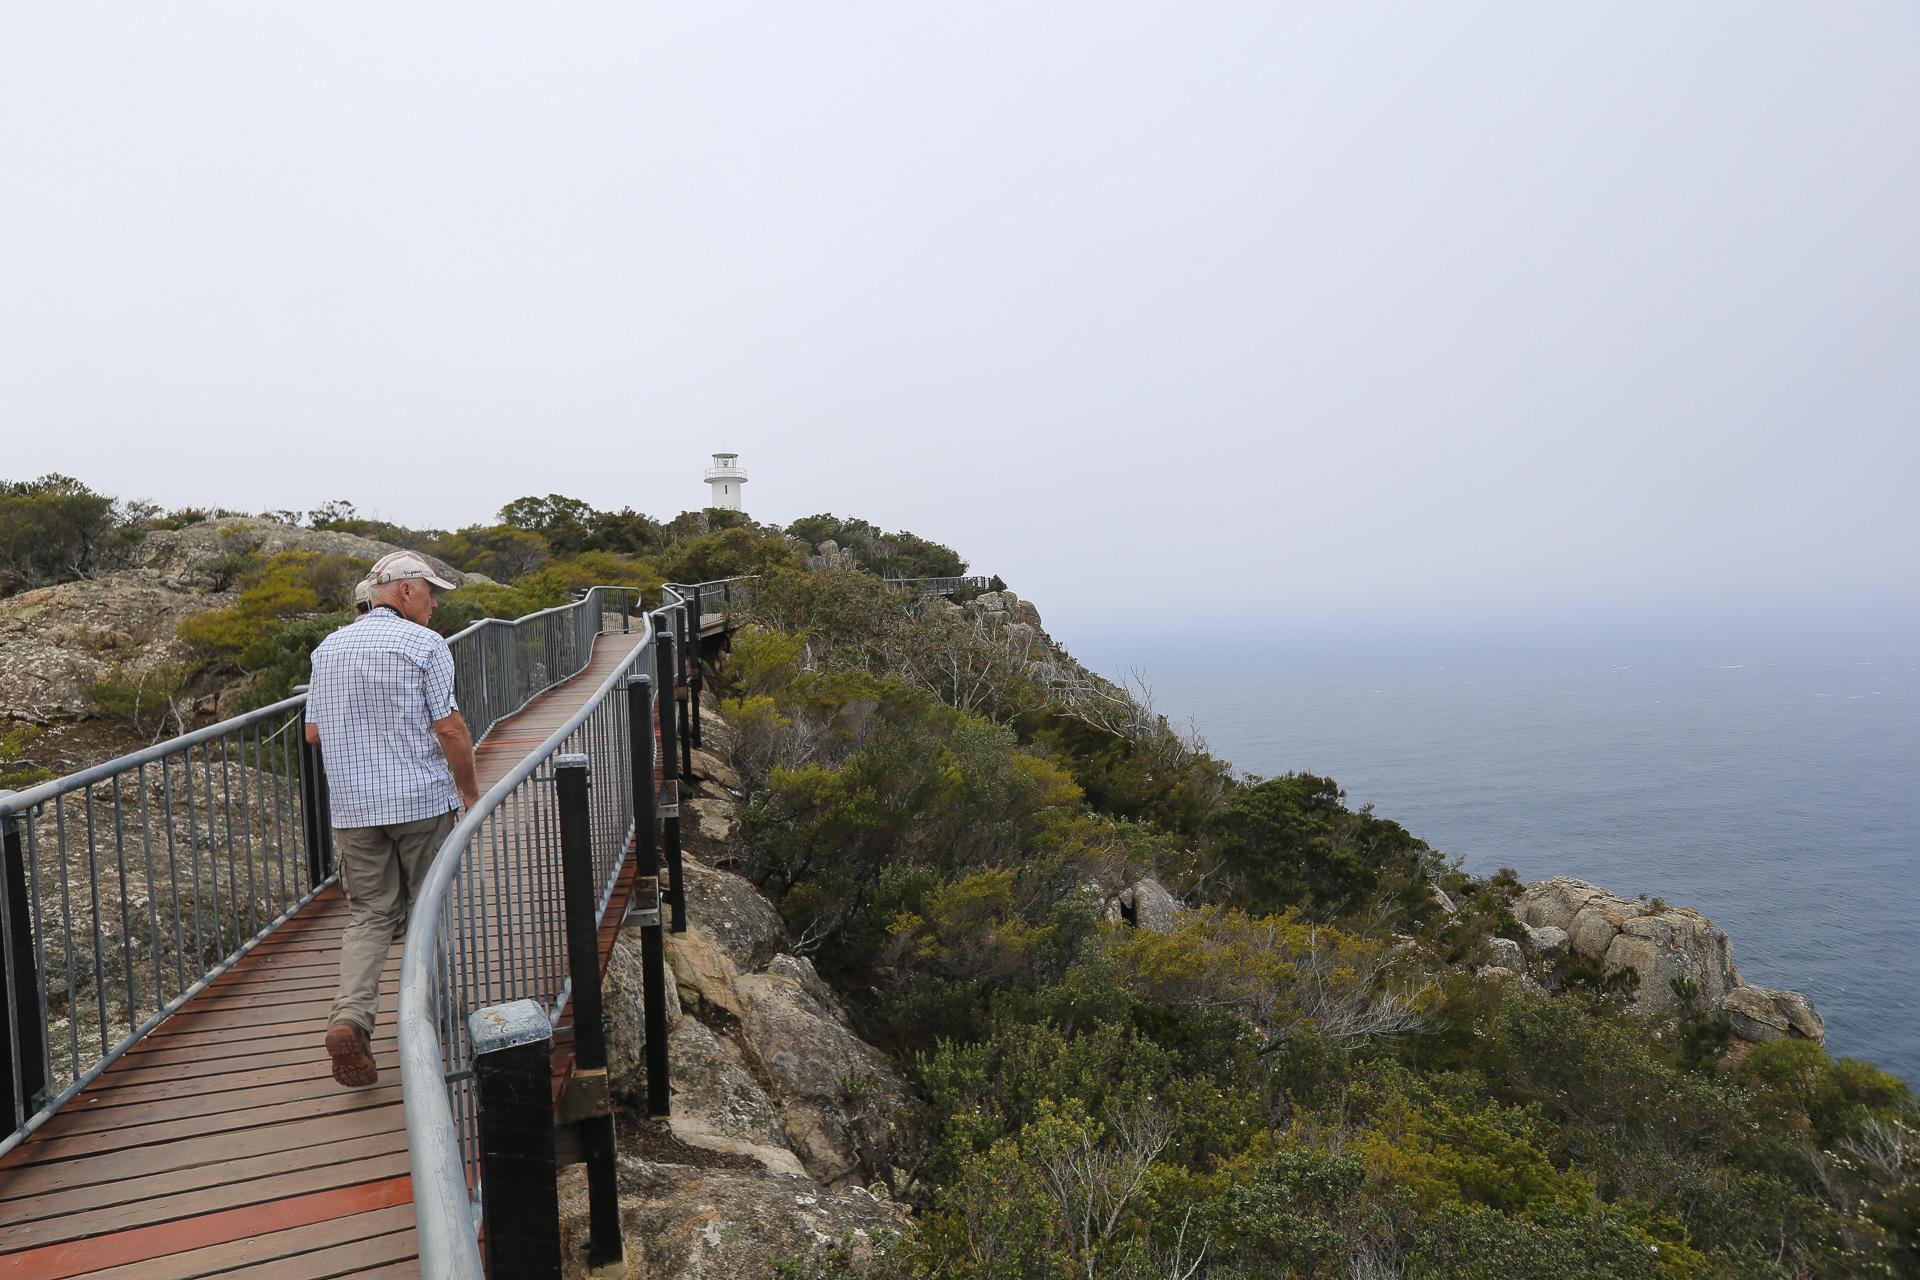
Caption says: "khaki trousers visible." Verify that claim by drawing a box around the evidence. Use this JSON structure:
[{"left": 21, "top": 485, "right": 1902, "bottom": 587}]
[{"left": 329, "top": 810, "right": 458, "bottom": 1035}]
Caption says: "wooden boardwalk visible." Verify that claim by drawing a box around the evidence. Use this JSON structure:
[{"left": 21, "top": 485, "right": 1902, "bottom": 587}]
[{"left": 0, "top": 630, "right": 649, "bottom": 1280}]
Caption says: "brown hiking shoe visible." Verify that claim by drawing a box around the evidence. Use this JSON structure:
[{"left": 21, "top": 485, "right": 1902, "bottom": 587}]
[{"left": 326, "top": 1022, "right": 378, "bottom": 1087}]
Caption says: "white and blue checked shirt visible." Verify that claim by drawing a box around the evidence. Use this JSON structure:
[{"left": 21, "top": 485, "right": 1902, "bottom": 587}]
[{"left": 305, "top": 607, "right": 462, "bottom": 828}]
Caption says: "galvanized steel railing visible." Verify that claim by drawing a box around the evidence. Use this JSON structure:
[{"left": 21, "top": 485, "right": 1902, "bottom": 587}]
[
  {"left": 0, "top": 698, "right": 328, "bottom": 1158},
  {"left": 885, "top": 574, "right": 993, "bottom": 595},
  {"left": 402, "top": 580, "right": 748, "bottom": 1279},
  {"left": 449, "top": 585, "right": 640, "bottom": 745},
  {"left": 0, "top": 582, "right": 641, "bottom": 1159},
  {"left": 666, "top": 573, "right": 757, "bottom": 626}
]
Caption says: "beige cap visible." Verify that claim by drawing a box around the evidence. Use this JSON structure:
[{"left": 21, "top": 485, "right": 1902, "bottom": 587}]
[
  {"left": 368, "top": 551, "right": 458, "bottom": 591},
  {"left": 352, "top": 578, "right": 373, "bottom": 608}
]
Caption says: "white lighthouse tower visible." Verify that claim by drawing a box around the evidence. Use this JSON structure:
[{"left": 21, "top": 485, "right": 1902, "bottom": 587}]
[{"left": 705, "top": 452, "right": 747, "bottom": 511}]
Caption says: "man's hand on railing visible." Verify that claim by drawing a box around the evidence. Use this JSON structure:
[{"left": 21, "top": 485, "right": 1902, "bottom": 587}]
[{"left": 434, "top": 711, "right": 481, "bottom": 811}]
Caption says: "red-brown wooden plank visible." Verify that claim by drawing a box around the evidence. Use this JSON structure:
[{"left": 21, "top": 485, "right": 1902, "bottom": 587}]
[
  {"left": 0, "top": 1173, "right": 412, "bottom": 1280},
  {"left": 77, "top": 1205, "right": 415, "bottom": 1280}
]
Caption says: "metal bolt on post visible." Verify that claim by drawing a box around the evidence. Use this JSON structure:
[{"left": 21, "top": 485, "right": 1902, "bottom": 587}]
[
  {"left": 469, "top": 1000, "right": 562, "bottom": 1280},
  {"left": 556, "top": 754, "right": 623, "bottom": 1272}
]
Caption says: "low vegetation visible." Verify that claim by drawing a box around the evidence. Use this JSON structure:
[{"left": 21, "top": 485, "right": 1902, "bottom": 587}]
[
  {"left": 704, "top": 576, "right": 1915, "bottom": 1278},
  {"left": 5, "top": 475, "right": 1913, "bottom": 1275}
]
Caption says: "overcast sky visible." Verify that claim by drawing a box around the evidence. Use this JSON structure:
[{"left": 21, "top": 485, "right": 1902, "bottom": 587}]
[{"left": 3, "top": 3, "right": 1915, "bottom": 642}]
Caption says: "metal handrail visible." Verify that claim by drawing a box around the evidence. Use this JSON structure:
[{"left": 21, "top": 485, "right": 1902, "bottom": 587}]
[
  {"left": 399, "top": 618, "right": 656, "bottom": 1279},
  {"left": 0, "top": 584, "right": 638, "bottom": 1160},
  {"left": 663, "top": 573, "right": 757, "bottom": 623},
  {"left": 402, "top": 578, "right": 751, "bottom": 1278},
  {"left": 445, "top": 585, "right": 639, "bottom": 744},
  {"left": 0, "top": 695, "right": 324, "bottom": 1159},
  {"left": 885, "top": 575, "right": 993, "bottom": 595}
]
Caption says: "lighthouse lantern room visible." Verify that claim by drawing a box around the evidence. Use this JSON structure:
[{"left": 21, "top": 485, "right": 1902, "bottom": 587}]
[{"left": 705, "top": 452, "right": 747, "bottom": 512}]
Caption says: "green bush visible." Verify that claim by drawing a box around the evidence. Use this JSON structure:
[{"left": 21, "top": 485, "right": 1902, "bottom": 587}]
[
  {"left": 1205, "top": 773, "right": 1440, "bottom": 925},
  {"left": 0, "top": 723, "right": 56, "bottom": 790},
  {"left": 89, "top": 665, "right": 191, "bottom": 739},
  {"left": 0, "top": 474, "right": 144, "bottom": 594}
]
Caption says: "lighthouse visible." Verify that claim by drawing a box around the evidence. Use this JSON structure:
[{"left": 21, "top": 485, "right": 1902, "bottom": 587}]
[{"left": 705, "top": 452, "right": 747, "bottom": 511}]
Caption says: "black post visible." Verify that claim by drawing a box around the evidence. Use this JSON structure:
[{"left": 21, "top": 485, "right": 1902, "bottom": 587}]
[
  {"left": 556, "top": 754, "right": 622, "bottom": 1271},
  {"left": 297, "top": 730, "right": 333, "bottom": 887},
  {"left": 687, "top": 586, "right": 703, "bottom": 751},
  {"left": 677, "top": 605, "right": 695, "bottom": 782},
  {"left": 470, "top": 1000, "right": 562, "bottom": 1280},
  {"left": 0, "top": 797, "right": 48, "bottom": 1130},
  {"left": 655, "top": 624, "right": 686, "bottom": 932},
  {"left": 624, "top": 674, "right": 670, "bottom": 1116}
]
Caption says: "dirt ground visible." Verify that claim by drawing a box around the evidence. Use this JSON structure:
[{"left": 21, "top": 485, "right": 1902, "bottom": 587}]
[{"left": 6, "top": 714, "right": 228, "bottom": 784}]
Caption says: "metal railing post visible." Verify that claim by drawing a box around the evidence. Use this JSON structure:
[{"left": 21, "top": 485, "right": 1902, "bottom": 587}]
[
  {"left": 469, "top": 1000, "right": 561, "bottom": 1280},
  {"left": 677, "top": 604, "right": 695, "bottom": 780},
  {"left": 623, "top": 675, "right": 669, "bottom": 1117},
  {"left": 296, "top": 732, "right": 333, "bottom": 888},
  {"left": 654, "top": 625, "right": 686, "bottom": 933},
  {"left": 687, "top": 586, "right": 703, "bottom": 752},
  {"left": 555, "top": 754, "right": 622, "bottom": 1272},
  {"left": 0, "top": 796, "right": 48, "bottom": 1130}
]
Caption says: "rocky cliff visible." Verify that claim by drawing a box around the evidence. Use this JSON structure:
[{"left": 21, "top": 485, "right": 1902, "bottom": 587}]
[
  {"left": 1500, "top": 876, "right": 1825, "bottom": 1047},
  {"left": 564, "top": 707, "right": 917, "bottom": 1278},
  {"left": 0, "top": 517, "right": 468, "bottom": 722}
]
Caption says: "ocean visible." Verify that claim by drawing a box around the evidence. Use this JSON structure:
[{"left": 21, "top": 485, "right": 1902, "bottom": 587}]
[{"left": 1082, "top": 624, "right": 1919, "bottom": 1084}]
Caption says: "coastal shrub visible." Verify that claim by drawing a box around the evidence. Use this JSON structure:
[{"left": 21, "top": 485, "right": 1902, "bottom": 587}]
[
  {"left": 1734, "top": 1039, "right": 1912, "bottom": 1146},
  {"left": 227, "top": 613, "right": 354, "bottom": 712},
  {"left": 1206, "top": 773, "right": 1440, "bottom": 925},
  {"left": 0, "top": 723, "right": 56, "bottom": 790},
  {"left": 0, "top": 474, "right": 145, "bottom": 594},
  {"left": 177, "top": 550, "right": 368, "bottom": 662},
  {"left": 785, "top": 514, "right": 968, "bottom": 580},
  {"left": 1108, "top": 907, "right": 1431, "bottom": 1055},
  {"left": 658, "top": 524, "right": 801, "bottom": 585},
  {"left": 89, "top": 664, "right": 191, "bottom": 740},
  {"left": 427, "top": 524, "right": 550, "bottom": 580}
]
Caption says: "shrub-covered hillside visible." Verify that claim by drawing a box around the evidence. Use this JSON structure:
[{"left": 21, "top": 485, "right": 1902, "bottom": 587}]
[
  {"left": 4, "top": 474, "right": 1914, "bottom": 1277},
  {"left": 712, "top": 574, "right": 1916, "bottom": 1280},
  {"left": 0, "top": 474, "right": 954, "bottom": 725}
]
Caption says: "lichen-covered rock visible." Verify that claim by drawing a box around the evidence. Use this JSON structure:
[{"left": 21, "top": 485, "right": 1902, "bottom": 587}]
[
  {"left": 731, "top": 959, "right": 914, "bottom": 1188},
  {"left": 689, "top": 748, "right": 740, "bottom": 793},
  {"left": 1513, "top": 877, "right": 1823, "bottom": 1040},
  {"left": 1514, "top": 878, "right": 1740, "bottom": 1016},
  {"left": 677, "top": 859, "right": 789, "bottom": 974},
  {"left": 665, "top": 1018, "right": 807, "bottom": 1176},
  {"left": 1106, "top": 876, "right": 1179, "bottom": 932},
  {"left": 604, "top": 930, "right": 683, "bottom": 1100},
  {"left": 0, "top": 517, "right": 476, "bottom": 722},
  {"left": 696, "top": 705, "right": 733, "bottom": 756},
  {"left": 1522, "top": 924, "right": 1569, "bottom": 960},
  {"left": 686, "top": 797, "right": 737, "bottom": 843},
  {"left": 1483, "top": 937, "right": 1526, "bottom": 973},
  {"left": 133, "top": 517, "right": 468, "bottom": 591},
  {"left": 557, "top": 1160, "right": 907, "bottom": 1280},
  {"left": 1720, "top": 985, "right": 1826, "bottom": 1045},
  {"left": 0, "top": 579, "right": 222, "bottom": 720}
]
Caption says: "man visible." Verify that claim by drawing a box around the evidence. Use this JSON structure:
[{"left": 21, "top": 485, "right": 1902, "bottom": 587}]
[
  {"left": 352, "top": 576, "right": 373, "bottom": 615},
  {"left": 304, "top": 551, "right": 479, "bottom": 1087}
]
